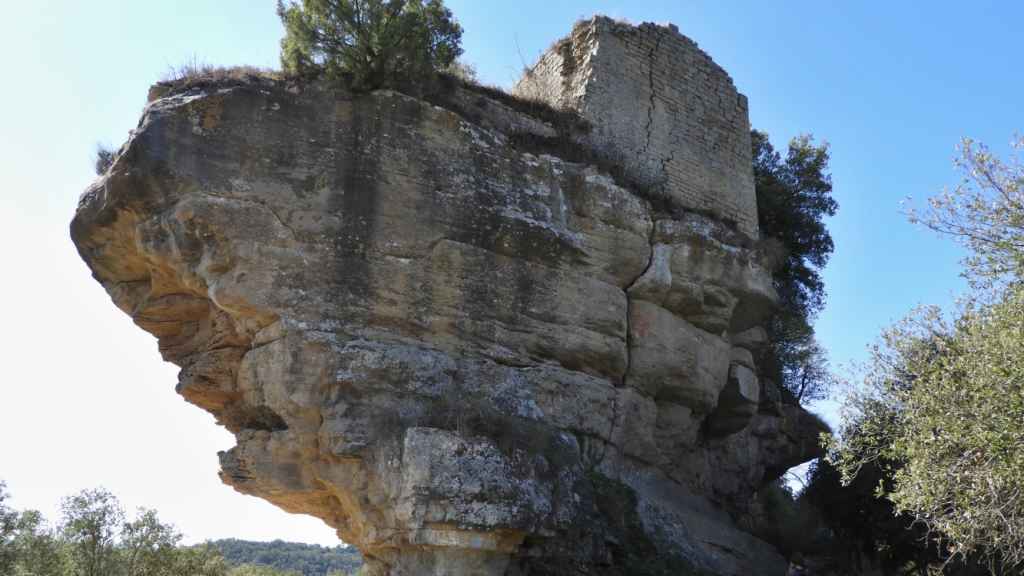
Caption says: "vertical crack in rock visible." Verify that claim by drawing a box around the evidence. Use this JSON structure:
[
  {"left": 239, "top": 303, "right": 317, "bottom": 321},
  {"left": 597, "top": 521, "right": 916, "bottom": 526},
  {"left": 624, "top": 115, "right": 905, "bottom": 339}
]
[
  {"left": 639, "top": 31, "right": 664, "bottom": 172},
  {"left": 621, "top": 218, "right": 658, "bottom": 388}
]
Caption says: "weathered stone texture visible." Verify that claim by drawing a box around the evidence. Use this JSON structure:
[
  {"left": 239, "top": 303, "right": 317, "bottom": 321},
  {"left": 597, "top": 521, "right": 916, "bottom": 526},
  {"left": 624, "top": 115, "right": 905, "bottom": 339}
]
[
  {"left": 71, "top": 18, "right": 825, "bottom": 576},
  {"left": 514, "top": 17, "right": 758, "bottom": 238}
]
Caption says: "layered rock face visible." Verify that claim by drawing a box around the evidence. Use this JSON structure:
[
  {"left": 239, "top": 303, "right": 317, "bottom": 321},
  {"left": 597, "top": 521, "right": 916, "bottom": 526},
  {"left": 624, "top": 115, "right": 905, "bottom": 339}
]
[{"left": 72, "top": 18, "right": 824, "bottom": 576}]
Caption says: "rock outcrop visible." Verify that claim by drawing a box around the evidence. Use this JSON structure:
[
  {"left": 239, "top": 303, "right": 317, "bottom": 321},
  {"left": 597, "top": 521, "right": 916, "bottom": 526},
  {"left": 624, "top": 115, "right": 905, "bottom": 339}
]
[{"left": 72, "top": 17, "right": 826, "bottom": 576}]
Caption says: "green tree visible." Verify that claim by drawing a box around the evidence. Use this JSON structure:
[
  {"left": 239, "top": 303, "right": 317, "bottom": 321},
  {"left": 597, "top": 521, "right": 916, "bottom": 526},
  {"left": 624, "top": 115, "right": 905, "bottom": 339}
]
[
  {"left": 59, "top": 488, "right": 124, "bottom": 576},
  {"left": 228, "top": 564, "right": 301, "bottom": 576},
  {"left": 0, "top": 484, "right": 241, "bottom": 576},
  {"left": 833, "top": 136, "right": 1024, "bottom": 568},
  {"left": 120, "top": 508, "right": 184, "bottom": 576},
  {"left": 910, "top": 136, "right": 1024, "bottom": 287},
  {"left": 1, "top": 481, "right": 19, "bottom": 573},
  {"left": 172, "top": 544, "right": 231, "bottom": 576},
  {"left": 277, "top": 0, "right": 463, "bottom": 91},
  {"left": 12, "top": 509, "right": 69, "bottom": 576},
  {"left": 833, "top": 291, "right": 1024, "bottom": 569},
  {"left": 753, "top": 130, "right": 838, "bottom": 404}
]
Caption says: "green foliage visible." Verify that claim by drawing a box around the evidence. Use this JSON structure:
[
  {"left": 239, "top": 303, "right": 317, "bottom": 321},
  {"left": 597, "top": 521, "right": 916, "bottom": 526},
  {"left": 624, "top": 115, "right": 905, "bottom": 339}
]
[
  {"left": 0, "top": 483, "right": 362, "bottom": 576},
  {"left": 211, "top": 539, "right": 361, "bottom": 576},
  {"left": 12, "top": 510, "right": 69, "bottom": 576},
  {"left": 170, "top": 544, "right": 232, "bottom": 576},
  {"left": 752, "top": 130, "right": 838, "bottom": 404},
  {"left": 228, "top": 564, "right": 302, "bottom": 576},
  {"left": 909, "top": 136, "right": 1024, "bottom": 288},
  {"left": 120, "top": 508, "right": 186, "bottom": 575},
  {"left": 799, "top": 459, "right": 961, "bottom": 574},
  {"left": 833, "top": 135, "right": 1024, "bottom": 570},
  {"left": 59, "top": 487, "right": 124, "bottom": 576},
  {"left": 1, "top": 481, "right": 19, "bottom": 574},
  {"left": 277, "top": 0, "right": 463, "bottom": 91},
  {"left": 832, "top": 289, "right": 1024, "bottom": 568}
]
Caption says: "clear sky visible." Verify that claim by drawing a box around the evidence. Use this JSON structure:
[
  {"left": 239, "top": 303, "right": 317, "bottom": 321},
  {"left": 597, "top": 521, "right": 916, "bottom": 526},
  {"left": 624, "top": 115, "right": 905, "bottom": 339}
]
[{"left": 0, "top": 0, "right": 1020, "bottom": 547}]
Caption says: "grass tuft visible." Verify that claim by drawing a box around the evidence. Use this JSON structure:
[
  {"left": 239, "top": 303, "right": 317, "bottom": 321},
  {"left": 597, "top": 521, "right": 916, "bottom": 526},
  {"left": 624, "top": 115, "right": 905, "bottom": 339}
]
[{"left": 148, "top": 58, "right": 283, "bottom": 101}]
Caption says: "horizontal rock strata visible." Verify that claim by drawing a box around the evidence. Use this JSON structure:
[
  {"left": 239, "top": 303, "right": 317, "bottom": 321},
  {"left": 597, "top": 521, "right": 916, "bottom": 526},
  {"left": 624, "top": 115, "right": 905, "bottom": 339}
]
[{"left": 73, "top": 19, "right": 826, "bottom": 576}]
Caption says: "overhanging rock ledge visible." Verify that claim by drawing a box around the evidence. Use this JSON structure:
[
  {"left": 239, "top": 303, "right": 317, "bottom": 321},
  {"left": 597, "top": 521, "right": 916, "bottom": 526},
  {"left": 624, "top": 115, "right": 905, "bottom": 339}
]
[{"left": 72, "top": 16, "right": 825, "bottom": 576}]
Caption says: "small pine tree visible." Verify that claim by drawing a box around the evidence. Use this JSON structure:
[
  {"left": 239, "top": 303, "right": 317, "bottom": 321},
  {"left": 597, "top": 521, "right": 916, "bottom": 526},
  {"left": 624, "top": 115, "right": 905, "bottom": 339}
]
[{"left": 277, "top": 0, "right": 463, "bottom": 92}]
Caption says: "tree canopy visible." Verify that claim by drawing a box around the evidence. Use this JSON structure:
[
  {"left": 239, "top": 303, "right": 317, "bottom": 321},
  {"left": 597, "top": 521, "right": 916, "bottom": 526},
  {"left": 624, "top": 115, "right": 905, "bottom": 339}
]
[
  {"left": 832, "top": 136, "right": 1024, "bottom": 569},
  {"left": 910, "top": 136, "right": 1024, "bottom": 288},
  {"left": 277, "top": 0, "right": 463, "bottom": 91},
  {"left": 0, "top": 484, "right": 359, "bottom": 576},
  {"left": 752, "top": 130, "right": 838, "bottom": 404}
]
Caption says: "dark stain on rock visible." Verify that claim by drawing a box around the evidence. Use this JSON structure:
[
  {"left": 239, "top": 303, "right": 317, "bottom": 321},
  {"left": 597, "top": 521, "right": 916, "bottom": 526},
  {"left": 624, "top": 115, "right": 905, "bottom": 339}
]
[{"left": 328, "top": 94, "right": 381, "bottom": 306}]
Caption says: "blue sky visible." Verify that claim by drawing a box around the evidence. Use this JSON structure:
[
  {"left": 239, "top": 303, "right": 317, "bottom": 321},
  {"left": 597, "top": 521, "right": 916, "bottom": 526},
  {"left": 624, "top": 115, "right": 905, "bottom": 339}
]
[{"left": 0, "top": 0, "right": 1020, "bottom": 546}]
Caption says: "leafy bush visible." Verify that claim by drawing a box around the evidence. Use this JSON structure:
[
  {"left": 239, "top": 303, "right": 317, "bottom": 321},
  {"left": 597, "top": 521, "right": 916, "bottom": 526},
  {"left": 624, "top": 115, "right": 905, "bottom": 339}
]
[
  {"left": 832, "top": 290, "right": 1024, "bottom": 569},
  {"left": 277, "top": 0, "right": 463, "bottom": 91}
]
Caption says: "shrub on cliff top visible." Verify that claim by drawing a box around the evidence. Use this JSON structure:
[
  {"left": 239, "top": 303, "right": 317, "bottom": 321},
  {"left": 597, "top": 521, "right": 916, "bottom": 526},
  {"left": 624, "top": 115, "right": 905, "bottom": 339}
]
[
  {"left": 277, "top": 0, "right": 463, "bottom": 92},
  {"left": 94, "top": 144, "right": 116, "bottom": 176}
]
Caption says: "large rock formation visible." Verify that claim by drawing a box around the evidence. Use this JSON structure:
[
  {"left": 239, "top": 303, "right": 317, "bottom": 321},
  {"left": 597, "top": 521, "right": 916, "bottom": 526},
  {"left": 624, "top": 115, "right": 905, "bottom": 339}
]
[{"left": 72, "top": 17, "right": 825, "bottom": 576}]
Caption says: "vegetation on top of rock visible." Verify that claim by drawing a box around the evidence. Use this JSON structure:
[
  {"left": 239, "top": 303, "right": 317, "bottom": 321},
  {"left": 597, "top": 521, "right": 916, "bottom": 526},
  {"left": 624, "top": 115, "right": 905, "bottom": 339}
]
[
  {"left": 752, "top": 130, "right": 838, "bottom": 405},
  {"left": 159, "top": 62, "right": 281, "bottom": 89},
  {"left": 277, "top": 0, "right": 462, "bottom": 92},
  {"left": 830, "top": 136, "right": 1024, "bottom": 570},
  {"left": 93, "top": 144, "right": 116, "bottom": 176}
]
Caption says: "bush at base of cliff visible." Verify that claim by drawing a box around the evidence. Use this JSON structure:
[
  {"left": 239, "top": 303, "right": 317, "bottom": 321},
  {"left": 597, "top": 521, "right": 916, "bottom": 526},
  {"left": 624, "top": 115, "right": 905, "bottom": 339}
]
[
  {"left": 830, "top": 290, "right": 1024, "bottom": 572},
  {"left": 277, "top": 0, "right": 463, "bottom": 92}
]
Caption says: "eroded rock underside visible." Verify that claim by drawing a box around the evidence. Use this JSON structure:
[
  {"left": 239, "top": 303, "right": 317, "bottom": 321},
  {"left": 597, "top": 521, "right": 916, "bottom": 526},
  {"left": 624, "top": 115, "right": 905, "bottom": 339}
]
[{"left": 72, "top": 19, "right": 825, "bottom": 576}]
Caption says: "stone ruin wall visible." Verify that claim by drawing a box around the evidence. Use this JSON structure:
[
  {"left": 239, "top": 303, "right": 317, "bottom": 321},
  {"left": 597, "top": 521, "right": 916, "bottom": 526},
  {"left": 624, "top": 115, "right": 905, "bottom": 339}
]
[{"left": 514, "top": 16, "right": 759, "bottom": 238}]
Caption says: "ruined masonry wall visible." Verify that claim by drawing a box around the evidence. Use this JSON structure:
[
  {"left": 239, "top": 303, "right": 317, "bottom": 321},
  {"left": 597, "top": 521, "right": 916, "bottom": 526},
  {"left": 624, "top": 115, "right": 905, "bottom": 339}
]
[{"left": 514, "top": 17, "right": 758, "bottom": 238}]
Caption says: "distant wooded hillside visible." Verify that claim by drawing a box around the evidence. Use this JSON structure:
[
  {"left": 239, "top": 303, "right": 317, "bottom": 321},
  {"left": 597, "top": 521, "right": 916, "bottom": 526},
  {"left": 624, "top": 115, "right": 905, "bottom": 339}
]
[{"left": 211, "top": 538, "right": 362, "bottom": 575}]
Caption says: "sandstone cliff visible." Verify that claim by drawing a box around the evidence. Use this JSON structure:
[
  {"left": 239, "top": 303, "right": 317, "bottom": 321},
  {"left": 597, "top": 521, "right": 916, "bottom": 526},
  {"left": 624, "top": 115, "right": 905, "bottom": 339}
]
[{"left": 72, "top": 17, "right": 825, "bottom": 576}]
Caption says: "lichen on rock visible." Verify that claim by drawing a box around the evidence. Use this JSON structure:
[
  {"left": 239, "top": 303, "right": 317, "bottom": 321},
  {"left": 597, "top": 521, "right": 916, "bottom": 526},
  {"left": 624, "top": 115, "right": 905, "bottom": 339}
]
[{"left": 72, "top": 16, "right": 826, "bottom": 576}]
